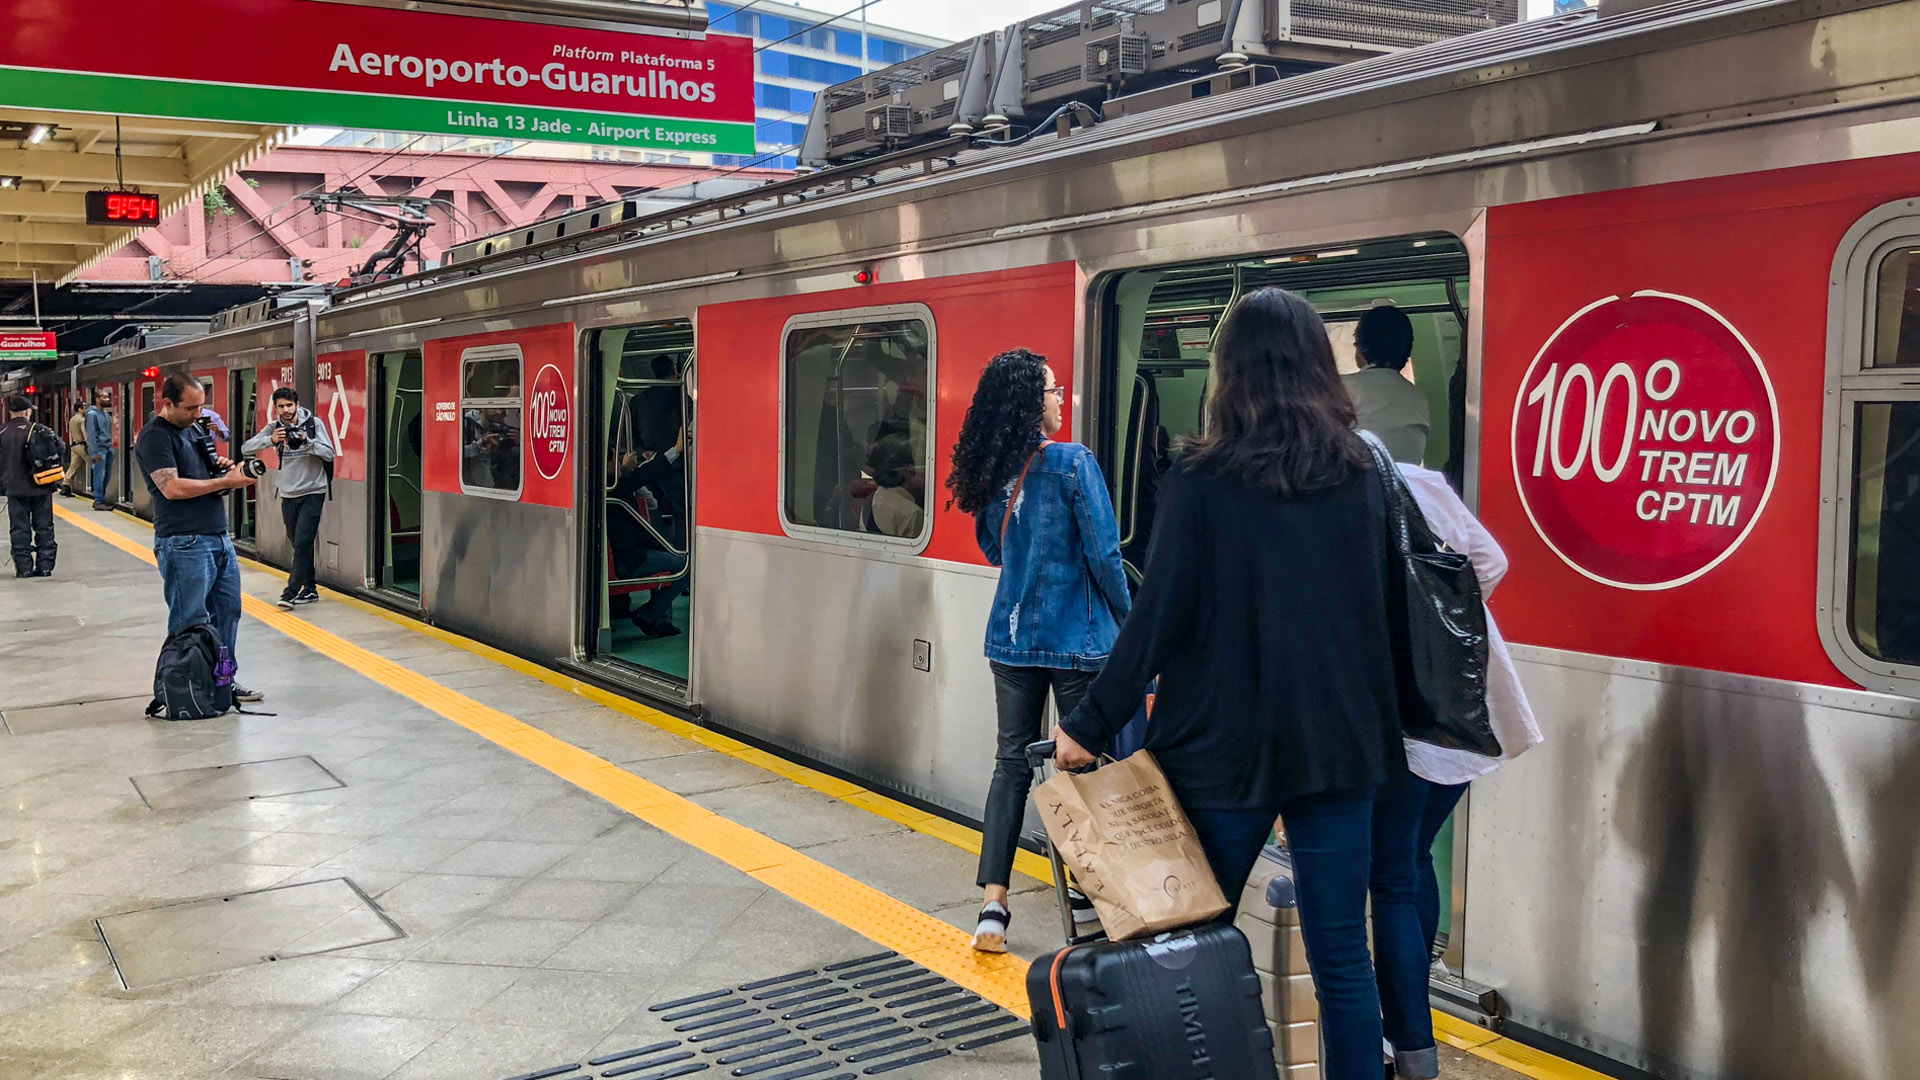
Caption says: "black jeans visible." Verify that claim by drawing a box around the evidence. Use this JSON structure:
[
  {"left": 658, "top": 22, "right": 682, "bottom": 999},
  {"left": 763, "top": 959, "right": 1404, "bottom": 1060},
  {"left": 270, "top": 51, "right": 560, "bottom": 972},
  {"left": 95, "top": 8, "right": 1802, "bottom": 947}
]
[
  {"left": 977, "top": 661, "right": 1097, "bottom": 889},
  {"left": 6, "top": 495, "right": 54, "bottom": 574},
  {"left": 280, "top": 493, "right": 325, "bottom": 595}
]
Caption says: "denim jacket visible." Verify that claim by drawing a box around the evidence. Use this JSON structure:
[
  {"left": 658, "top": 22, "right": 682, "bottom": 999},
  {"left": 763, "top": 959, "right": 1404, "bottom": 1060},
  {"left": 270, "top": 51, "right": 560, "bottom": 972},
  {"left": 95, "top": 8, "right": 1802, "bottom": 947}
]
[{"left": 975, "top": 440, "right": 1131, "bottom": 671}]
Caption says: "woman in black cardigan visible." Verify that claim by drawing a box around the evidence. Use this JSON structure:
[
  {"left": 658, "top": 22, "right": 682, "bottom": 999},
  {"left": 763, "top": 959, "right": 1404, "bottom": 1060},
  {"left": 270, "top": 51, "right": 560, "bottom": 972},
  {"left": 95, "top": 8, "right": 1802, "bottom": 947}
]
[{"left": 1056, "top": 287, "right": 1403, "bottom": 1080}]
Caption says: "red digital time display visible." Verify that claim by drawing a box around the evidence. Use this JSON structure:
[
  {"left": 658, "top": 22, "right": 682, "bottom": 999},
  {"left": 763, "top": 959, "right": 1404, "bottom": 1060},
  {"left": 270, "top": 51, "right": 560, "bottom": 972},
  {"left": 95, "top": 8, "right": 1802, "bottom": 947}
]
[{"left": 85, "top": 190, "right": 162, "bottom": 226}]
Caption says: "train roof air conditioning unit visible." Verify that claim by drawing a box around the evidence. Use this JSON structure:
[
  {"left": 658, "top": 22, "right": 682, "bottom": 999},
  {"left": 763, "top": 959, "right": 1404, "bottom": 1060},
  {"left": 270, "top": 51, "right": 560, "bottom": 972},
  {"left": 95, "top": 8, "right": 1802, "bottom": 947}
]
[
  {"left": 798, "top": 34, "right": 999, "bottom": 166},
  {"left": 865, "top": 103, "right": 916, "bottom": 140},
  {"left": 1084, "top": 29, "right": 1150, "bottom": 82}
]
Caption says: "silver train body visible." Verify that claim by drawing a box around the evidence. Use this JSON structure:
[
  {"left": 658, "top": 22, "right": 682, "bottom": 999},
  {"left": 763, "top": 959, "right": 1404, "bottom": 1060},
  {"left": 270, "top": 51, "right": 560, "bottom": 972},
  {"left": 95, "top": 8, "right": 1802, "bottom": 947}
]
[{"left": 50, "top": 2, "right": 1920, "bottom": 1076}]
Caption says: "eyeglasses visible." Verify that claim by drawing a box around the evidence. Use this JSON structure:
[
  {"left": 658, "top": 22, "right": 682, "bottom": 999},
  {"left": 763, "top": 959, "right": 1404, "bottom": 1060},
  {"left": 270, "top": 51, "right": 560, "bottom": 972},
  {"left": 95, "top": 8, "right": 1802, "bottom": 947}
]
[{"left": 1043, "top": 386, "right": 1066, "bottom": 399}]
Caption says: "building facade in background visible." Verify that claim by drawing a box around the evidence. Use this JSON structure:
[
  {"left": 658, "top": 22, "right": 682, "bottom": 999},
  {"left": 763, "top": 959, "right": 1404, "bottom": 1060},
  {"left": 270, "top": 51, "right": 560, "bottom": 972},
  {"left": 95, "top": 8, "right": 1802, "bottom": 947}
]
[{"left": 319, "top": 3, "right": 946, "bottom": 170}]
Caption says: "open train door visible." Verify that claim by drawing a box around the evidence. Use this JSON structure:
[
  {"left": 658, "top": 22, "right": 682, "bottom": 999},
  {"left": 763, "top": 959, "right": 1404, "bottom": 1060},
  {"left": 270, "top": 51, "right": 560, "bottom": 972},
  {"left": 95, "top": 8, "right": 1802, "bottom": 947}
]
[{"left": 583, "top": 318, "right": 694, "bottom": 696}]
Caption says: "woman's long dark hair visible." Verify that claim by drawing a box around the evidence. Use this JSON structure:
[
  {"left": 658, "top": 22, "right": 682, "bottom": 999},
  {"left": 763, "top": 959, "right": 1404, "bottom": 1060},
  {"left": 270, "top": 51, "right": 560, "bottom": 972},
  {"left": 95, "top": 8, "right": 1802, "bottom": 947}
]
[
  {"left": 947, "top": 348, "right": 1050, "bottom": 514},
  {"left": 1183, "top": 287, "right": 1368, "bottom": 497}
]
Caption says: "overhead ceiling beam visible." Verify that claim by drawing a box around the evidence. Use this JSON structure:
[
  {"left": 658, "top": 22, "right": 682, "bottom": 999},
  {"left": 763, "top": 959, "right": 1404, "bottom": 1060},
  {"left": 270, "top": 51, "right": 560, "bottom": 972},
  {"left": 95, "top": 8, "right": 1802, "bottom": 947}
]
[
  {"left": 0, "top": 190, "right": 90, "bottom": 220},
  {"left": 0, "top": 242, "right": 85, "bottom": 264},
  {"left": 0, "top": 221, "right": 120, "bottom": 246},
  {"left": 0, "top": 148, "right": 190, "bottom": 187},
  {"left": 0, "top": 107, "right": 269, "bottom": 141}
]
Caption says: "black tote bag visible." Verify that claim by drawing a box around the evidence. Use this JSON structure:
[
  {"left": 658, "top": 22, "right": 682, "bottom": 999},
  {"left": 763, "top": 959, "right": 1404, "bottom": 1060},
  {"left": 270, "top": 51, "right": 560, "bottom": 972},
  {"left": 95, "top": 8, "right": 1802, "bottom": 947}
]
[{"left": 1361, "top": 432, "right": 1502, "bottom": 758}]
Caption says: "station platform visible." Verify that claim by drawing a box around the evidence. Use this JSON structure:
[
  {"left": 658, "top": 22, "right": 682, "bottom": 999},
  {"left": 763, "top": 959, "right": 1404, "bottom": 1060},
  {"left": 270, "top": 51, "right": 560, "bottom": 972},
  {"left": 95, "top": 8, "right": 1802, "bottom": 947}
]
[{"left": 0, "top": 501, "right": 1564, "bottom": 1080}]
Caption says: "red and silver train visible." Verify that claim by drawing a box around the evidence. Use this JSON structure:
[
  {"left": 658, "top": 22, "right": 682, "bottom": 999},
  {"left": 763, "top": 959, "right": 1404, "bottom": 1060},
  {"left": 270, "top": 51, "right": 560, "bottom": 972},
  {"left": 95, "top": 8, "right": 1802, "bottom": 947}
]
[{"left": 33, "top": 0, "right": 1920, "bottom": 1076}]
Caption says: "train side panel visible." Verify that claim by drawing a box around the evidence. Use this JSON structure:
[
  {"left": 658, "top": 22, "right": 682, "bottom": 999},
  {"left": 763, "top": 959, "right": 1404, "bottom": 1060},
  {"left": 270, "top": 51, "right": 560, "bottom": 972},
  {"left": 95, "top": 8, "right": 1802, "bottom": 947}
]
[
  {"left": 693, "top": 263, "right": 1079, "bottom": 813},
  {"left": 420, "top": 323, "right": 577, "bottom": 659},
  {"left": 1468, "top": 153, "right": 1920, "bottom": 1080}
]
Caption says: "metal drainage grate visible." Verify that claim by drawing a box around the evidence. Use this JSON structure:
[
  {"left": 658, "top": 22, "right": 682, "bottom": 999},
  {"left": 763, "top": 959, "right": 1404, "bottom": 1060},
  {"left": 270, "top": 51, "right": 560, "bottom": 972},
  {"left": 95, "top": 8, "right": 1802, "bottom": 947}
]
[{"left": 505, "top": 950, "right": 1029, "bottom": 1080}]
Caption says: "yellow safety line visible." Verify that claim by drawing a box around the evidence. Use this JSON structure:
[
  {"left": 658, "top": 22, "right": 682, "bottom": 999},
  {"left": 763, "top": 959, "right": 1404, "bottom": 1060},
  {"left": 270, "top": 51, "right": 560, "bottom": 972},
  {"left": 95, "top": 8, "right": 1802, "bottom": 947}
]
[
  {"left": 53, "top": 502, "right": 1033, "bottom": 1015},
  {"left": 62, "top": 504, "right": 1603, "bottom": 1080},
  {"left": 99, "top": 506, "right": 1059, "bottom": 886},
  {"left": 1435, "top": 1013, "right": 1614, "bottom": 1080}
]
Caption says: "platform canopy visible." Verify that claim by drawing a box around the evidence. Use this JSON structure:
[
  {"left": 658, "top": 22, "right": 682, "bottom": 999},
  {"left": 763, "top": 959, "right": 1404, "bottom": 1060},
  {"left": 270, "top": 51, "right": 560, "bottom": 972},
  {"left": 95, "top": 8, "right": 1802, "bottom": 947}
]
[{"left": 0, "top": 109, "right": 289, "bottom": 286}]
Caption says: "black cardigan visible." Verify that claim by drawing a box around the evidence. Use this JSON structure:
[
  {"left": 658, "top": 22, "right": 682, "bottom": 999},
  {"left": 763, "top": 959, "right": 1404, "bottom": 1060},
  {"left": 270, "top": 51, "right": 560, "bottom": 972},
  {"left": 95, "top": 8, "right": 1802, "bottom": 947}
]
[{"left": 1058, "top": 460, "right": 1405, "bottom": 811}]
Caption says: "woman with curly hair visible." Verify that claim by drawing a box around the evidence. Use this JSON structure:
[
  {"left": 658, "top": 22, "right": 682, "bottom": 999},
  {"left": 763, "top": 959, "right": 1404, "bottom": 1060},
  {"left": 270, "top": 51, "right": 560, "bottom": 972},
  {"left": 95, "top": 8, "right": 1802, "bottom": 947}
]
[{"left": 948, "top": 348, "right": 1130, "bottom": 953}]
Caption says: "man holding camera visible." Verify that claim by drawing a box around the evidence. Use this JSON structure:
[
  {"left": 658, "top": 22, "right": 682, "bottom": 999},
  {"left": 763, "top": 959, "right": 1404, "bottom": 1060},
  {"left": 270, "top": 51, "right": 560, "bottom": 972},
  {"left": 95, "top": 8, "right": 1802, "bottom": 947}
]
[
  {"left": 134, "top": 374, "right": 262, "bottom": 702},
  {"left": 241, "top": 388, "right": 335, "bottom": 610}
]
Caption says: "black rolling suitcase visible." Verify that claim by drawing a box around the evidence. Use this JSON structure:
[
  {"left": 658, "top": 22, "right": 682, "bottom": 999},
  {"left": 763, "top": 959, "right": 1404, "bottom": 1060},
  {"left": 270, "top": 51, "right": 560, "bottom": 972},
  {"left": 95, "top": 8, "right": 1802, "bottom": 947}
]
[{"left": 1022, "top": 741, "right": 1280, "bottom": 1080}]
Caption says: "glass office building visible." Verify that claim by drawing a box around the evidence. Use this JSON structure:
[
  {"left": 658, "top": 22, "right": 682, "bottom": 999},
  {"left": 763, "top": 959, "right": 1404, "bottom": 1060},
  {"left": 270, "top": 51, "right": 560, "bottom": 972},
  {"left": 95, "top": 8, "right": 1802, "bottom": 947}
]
[{"left": 707, "top": 1, "right": 945, "bottom": 168}]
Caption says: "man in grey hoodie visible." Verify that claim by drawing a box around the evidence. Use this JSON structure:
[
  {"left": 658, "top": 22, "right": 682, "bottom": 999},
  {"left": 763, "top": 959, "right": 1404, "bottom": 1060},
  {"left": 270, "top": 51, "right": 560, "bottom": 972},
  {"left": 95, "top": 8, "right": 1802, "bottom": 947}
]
[{"left": 241, "top": 388, "right": 336, "bottom": 609}]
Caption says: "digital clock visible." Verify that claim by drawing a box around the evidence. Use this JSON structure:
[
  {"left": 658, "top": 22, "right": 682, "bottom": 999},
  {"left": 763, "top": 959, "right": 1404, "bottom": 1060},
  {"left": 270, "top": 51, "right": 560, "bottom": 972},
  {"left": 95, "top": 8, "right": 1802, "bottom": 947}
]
[{"left": 85, "top": 190, "right": 162, "bottom": 226}]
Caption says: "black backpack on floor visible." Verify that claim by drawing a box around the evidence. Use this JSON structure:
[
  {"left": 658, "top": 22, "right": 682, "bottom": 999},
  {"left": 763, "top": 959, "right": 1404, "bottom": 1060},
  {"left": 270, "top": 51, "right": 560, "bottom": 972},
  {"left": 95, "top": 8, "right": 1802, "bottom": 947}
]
[{"left": 145, "top": 624, "right": 233, "bottom": 721}]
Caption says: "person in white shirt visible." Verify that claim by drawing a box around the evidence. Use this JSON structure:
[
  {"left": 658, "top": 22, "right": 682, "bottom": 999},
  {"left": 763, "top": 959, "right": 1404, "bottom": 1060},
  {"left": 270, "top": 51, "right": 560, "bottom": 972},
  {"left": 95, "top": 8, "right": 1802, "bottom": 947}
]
[
  {"left": 1344, "top": 305, "right": 1431, "bottom": 464},
  {"left": 1370, "top": 459, "right": 1544, "bottom": 1080}
]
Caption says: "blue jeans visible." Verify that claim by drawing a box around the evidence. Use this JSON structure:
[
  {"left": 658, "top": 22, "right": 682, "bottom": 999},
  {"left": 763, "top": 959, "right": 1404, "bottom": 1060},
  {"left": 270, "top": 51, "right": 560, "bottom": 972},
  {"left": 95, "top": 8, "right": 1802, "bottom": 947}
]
[
  {"left": 1371, "top": 769, "right": 1466, "bottom": 1072},
  {"left": 155, "top": 533, "right": 242, "bottom": 670},
  {"left": 91, "top": 448, "right": 113, "bottom": 504},
  {"left": 1189, "top": 789, "right": 1381, "bottom": 1080}
]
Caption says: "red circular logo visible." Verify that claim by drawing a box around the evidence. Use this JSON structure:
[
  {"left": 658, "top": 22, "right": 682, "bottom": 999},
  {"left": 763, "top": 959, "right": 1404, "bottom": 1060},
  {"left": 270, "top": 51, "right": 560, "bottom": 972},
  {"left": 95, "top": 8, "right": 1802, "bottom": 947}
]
[
  {"left": 1510, "top": 291, "right": 1779, "bottom": 591},
  {"left": 529, "top": 363, "right": 571, "bottom": 481}
]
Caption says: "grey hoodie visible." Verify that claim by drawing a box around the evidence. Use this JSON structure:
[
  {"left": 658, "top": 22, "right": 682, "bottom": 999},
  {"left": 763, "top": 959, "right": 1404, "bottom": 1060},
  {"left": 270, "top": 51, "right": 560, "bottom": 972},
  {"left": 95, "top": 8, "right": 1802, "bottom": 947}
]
[{"left": 241, "top": 406, "right": 336, "bottom": 499}]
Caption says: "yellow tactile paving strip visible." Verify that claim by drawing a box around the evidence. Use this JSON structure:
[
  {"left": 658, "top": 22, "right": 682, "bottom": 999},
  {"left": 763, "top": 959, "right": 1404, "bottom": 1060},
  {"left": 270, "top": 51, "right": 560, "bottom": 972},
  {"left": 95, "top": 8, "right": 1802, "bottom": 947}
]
[
  {"left": 55, "top": 502, "right": 1604, "bottom": 1080},
  {"left": 1435, "top": 1014, "right": 1612, "bottom": 1080},
  {"left": 51, "top": 502, "right": 1031, "bottom": 1016}
]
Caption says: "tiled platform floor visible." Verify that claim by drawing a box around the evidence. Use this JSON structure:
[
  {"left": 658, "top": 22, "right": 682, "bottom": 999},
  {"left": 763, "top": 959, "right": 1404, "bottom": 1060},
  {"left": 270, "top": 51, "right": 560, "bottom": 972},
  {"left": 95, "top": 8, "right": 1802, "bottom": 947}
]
[{"left": 0, "top": 504, "right": 1522, "bottom": 1080}]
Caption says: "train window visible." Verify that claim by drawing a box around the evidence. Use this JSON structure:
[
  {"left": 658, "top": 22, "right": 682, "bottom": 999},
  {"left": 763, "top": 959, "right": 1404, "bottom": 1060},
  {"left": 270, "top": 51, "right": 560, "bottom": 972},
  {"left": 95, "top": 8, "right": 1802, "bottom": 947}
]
[
  {"left": 459, "top": 344, "right": 523, "bottom": 499},
  {"left": 1870, "top": 247, "right": 1920, "bottom": 367},
  {"left": 1847, "top": 401, "right": 1920, "bottom": 664},
  {"left": 780, "top": 305, "right": 934, "bottom": 548},
  {"left": 1824, "top": 206, "right": 1920, "bottom": 691}
]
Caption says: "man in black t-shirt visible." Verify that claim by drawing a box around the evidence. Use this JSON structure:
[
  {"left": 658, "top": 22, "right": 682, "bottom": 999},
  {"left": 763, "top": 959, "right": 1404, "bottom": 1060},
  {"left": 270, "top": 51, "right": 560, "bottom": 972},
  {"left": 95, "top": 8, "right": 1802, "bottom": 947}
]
[{"left": 134, "top": 374, "right": 262, "bottom": 703}]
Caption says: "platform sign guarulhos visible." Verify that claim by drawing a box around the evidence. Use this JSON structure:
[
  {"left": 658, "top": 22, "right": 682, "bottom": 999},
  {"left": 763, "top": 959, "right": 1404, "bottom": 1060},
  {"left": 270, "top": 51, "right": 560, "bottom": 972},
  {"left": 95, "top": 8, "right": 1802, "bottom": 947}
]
[{"left": 0, "top": 0, "right": 756, "bottom": 155}]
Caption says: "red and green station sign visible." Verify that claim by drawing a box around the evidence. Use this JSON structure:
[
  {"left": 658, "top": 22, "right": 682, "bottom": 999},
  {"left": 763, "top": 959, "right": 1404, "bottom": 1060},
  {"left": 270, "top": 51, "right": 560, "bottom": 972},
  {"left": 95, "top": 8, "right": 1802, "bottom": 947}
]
[
  {"left": 0, "top": 0, "right": 756, "bottom": 154},
  {"left": 0, "top": 332, "right": 57, "bottom": 361}
]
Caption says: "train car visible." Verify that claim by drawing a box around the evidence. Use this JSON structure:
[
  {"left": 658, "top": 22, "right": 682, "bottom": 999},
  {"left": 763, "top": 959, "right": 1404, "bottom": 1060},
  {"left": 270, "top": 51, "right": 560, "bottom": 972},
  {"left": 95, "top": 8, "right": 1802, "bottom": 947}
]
[{"left": 39, "top": 0, "right": 1920, "bottom": 1076}]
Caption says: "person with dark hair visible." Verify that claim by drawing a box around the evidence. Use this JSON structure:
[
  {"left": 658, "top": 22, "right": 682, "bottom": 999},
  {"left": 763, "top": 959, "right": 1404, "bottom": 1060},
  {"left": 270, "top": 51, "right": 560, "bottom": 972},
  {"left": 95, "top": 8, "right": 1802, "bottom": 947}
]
[
  {"left": 947, "top": 348, "right": 1130, "bottom": 952},
  {"left": 865, "top": 432, "right": 922, "bottom": 537},
  {"left": 1056, "top": 288, "right": 1406, "bottom": 1080},
  {"left": 0, "top": 394, "right": 59, "bottom": 576},
  {"left": 241, "top": 386, "right": 336, "bottom": 609},
  {"left": 1344, "top": 303, "right": 1430, "bottom": 464},
  {"left": 85, "top": 389, "right": 114, "bottom": 509},
  {"left": 135, "top": 372, "right": 261, "bottom": 702}
]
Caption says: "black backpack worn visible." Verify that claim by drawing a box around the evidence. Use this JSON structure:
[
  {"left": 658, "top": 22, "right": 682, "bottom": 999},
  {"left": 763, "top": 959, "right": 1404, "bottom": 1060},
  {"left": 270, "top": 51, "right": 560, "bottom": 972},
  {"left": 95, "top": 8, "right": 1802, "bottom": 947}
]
[
  {"left": 145, "top": 624, "right": 233, "bottom": 721},
  {"left": 24, "top": 423, "right": 65, "bottom": 487}
]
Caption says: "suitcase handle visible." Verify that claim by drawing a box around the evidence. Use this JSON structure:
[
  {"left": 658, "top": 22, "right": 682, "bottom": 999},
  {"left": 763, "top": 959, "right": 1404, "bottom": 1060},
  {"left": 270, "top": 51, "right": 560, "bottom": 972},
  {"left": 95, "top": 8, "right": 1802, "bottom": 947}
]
[{"left": 1025, "top": 739, "right": 1055, "bottom": 769}]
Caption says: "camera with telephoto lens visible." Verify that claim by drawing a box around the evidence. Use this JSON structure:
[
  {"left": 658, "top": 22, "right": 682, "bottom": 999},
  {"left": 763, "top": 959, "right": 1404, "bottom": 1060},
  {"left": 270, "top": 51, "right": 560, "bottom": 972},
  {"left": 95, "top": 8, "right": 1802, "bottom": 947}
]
[{"left": 191, "top": 418, "right": 264, "bottom": 479}]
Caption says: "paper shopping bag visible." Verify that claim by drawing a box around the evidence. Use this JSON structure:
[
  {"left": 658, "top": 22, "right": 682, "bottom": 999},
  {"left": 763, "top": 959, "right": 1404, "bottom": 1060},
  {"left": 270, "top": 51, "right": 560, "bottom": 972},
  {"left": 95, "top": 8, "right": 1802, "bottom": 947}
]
[{"left": 1033, "top": 750, "right": 1230, "bottom": 940}]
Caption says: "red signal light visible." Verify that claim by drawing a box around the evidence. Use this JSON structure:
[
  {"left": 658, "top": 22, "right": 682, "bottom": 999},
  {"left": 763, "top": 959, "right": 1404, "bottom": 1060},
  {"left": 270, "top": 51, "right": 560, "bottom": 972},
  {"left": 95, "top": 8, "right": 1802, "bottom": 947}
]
[
  {"left": 23, "top": 385, "right": 35, "bottom": 394},
  {"left": 141, "top": 366, "right": 160, "bottom": 378},
  {"left": 853, "top": 268, "right": 876, "bottom": 285}
]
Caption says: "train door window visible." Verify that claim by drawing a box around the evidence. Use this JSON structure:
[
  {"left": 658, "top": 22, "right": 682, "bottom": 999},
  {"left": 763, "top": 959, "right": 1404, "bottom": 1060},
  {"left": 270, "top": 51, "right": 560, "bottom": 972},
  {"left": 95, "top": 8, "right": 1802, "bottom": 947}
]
[
  {"left": 588, "top": 320, "right": 695, "bottom": 682},
  {"left": 1827, "top": 213, "right": 1920, "bottom": 690},
  {"left": 1101, "top": 236, "right": 1469, "bottom": 567},
  {"left": 459, "top": 345, "right": 523, "bottom": 498},
  {"left": 780, "top": 305, "right": 934, "bottom": 549},
  {"left": 375, "top": 350, "right": 424, "bottom": 598}
]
